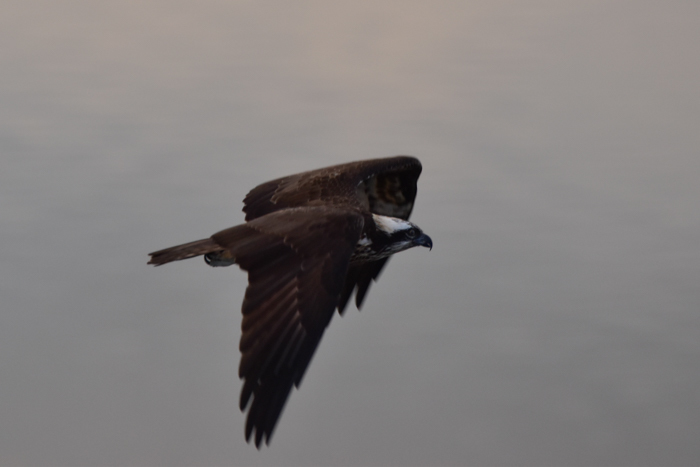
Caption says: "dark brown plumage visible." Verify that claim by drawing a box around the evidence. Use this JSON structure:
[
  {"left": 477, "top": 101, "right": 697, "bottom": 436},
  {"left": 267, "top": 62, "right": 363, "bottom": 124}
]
[{"left": 148, "top": 156, "right": 429, "bottom": 447}]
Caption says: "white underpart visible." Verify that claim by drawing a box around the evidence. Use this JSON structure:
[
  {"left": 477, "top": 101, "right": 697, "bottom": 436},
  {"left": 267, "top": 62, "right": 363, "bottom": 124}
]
[{"left": 371, "top": 214, "right": 413, "bottom": 234}]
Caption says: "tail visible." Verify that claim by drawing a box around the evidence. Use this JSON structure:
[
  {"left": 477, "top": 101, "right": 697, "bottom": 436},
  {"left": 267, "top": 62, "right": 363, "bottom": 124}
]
[{"left": 148, "top": 238, "right": 221, "bottom": 266}]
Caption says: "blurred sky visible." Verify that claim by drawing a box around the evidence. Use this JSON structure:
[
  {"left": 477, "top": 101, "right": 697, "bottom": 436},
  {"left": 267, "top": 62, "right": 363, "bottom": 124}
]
[{"left": 1, "top": 1, "right": 699, "bottom": 466}]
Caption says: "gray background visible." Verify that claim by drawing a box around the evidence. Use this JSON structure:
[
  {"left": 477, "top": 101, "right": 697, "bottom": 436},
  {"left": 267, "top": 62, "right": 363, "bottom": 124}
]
[{"left": 2, "top": 1, "right": 699, "bottom": 466}]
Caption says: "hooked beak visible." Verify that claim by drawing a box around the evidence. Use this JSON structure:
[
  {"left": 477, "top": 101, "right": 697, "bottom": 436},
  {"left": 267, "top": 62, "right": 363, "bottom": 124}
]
[{"left": 413, "top": 233, "right": 433, "bottom": 251}]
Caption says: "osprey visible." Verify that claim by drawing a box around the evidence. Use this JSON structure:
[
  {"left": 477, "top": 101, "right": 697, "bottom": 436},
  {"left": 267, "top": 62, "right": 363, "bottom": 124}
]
[{"left": 148, "top": 156, "right": 432, "bottom": 447}]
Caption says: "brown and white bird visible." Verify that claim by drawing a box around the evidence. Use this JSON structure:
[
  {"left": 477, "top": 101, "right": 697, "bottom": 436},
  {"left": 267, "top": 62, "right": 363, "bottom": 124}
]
[{"left": 148, "top": 156, "right": 432, "bottom": 447}]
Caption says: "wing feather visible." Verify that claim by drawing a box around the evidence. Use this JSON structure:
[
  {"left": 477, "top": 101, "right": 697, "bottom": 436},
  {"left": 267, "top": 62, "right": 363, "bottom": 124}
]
[
  {"left": 242, "top": 155, "right": 421, "bottom": 221},
  {"left": 210, "top": 206, "right": 364, "bottom": 447}
]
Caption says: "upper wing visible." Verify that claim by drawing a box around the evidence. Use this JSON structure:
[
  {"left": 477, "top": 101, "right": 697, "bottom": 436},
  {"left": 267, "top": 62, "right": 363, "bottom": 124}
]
[
  {"left": 210, "top": 206, "right": 364, "bottom": 447},
  {"left": 242, "top": 156, "right": 423, "bottom": 313},
  {"left": 242, "top": 155, "right": 422, "bottom": 221}
]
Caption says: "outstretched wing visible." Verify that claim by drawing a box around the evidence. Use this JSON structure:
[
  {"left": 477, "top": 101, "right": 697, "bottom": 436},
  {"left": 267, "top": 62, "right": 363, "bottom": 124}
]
[
  {"left": 242, "top": 156, "right": 423, "bottom": 312},
  {"left": 210, "top": 206, "right": 364, "bottom": 447},
  {"left": 242, "top": 155, "right": 422, "bottom": 221}
]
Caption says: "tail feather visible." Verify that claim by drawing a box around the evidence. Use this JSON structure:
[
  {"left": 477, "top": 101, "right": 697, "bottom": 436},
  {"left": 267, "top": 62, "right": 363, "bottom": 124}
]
[{"left": 148, "top": 238, "right": 220, "bottom": 266}]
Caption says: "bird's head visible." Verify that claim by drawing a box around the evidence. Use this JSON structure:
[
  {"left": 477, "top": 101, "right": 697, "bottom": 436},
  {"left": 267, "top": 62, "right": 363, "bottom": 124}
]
[{"left": 371, "top": 214, "right": 433, "bottom": 255}]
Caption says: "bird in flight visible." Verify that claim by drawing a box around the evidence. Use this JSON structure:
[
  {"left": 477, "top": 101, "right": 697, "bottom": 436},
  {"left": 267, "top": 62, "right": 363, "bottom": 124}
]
[{"left": 148, "top": 156, "right": 432, "bottom": 447}]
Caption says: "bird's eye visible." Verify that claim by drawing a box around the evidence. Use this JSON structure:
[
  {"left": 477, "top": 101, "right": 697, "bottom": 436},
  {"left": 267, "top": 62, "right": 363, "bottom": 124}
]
[{"left": 406, "top": 228, "right": 417, "bottom": 239}]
